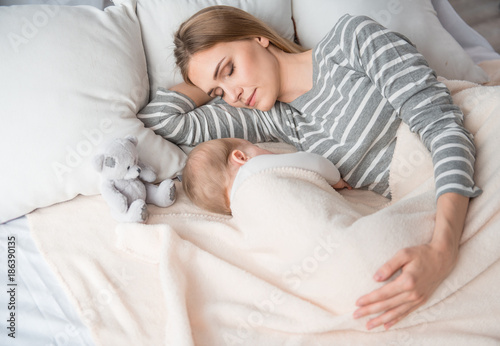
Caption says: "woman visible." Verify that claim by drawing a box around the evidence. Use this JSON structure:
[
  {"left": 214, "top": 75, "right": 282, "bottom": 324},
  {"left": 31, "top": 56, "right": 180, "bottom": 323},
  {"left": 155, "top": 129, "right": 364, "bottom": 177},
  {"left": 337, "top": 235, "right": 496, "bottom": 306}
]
[{"left": 138, "top": 6, "right": 481, "bottom": 330}]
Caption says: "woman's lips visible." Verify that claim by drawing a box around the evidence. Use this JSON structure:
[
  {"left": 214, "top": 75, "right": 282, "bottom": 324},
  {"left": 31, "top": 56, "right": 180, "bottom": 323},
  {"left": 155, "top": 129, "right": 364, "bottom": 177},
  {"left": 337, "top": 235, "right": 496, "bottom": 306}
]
[{"left": 246, "top": 89, "right": 256, "bottom": 107}]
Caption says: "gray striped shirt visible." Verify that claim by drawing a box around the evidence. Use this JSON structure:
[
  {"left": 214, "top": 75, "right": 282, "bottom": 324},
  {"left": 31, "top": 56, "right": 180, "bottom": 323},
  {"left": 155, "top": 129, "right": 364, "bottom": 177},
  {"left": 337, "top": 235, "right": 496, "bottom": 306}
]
[{"left": 138, "top": 14, "right": 481, "bottom": 199}]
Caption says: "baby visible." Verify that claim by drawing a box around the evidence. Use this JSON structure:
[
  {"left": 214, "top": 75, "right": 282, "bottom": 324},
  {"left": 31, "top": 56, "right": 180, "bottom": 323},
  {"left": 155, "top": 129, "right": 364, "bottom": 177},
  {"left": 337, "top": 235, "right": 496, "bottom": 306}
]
[{"left": 182, "top": 138, "right": 351, "bottom": 215}]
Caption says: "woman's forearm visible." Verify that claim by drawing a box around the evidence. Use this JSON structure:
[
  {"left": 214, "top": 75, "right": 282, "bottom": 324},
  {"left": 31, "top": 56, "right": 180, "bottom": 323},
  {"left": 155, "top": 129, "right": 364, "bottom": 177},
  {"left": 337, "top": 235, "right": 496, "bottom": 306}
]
[
  {"left": 431, "top": 192, "right": 470, "bottom": 255},
  {"left": 353, "top": 192, "right": 470, "bottom": 329},
  {"left": 169, "top": 82, "right": 214, "bottom": 107}
]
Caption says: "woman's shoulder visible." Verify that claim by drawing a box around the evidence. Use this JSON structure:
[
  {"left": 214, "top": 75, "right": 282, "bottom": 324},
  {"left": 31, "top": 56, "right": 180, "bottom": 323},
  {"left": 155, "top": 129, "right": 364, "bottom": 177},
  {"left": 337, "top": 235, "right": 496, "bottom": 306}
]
[
  {"left": 324, "top": 14, "right": 385, "bottom": 41},
  {"left": 334, "top": 14, "right": 380, "bottom": 30},
  {"left": 316, "top": 14, "right": 387, "bottom": 52}
]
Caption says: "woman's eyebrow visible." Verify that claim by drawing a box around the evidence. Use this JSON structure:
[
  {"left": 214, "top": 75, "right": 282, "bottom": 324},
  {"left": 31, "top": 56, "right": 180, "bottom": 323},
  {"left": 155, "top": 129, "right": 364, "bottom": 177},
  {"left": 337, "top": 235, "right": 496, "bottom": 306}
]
[
  {"left": 207, "top": 57, "right": 226, "bottom": 96},
  {"left": 213, "top": 57, "right": 226, "bottom": 80}
]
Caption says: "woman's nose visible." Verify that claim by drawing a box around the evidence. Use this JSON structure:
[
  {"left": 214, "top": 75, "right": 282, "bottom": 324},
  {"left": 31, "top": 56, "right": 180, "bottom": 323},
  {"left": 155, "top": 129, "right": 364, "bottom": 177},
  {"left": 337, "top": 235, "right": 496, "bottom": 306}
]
[{"left": 223, "top": 85, "right": 243, "bottom": 104}]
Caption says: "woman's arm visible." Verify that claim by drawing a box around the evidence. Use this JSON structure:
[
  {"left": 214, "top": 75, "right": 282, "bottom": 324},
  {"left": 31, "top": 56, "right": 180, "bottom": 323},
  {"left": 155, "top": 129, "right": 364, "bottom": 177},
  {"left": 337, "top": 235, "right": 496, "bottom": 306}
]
[
  {"left": 339, "top": 15, "right": 480, "bottom": 200},
  {"left": 353, "top": 192, "right": 468, "bottom": 330},
  {"left": 168, "top": 82, "right": 213, "bottom": 107},
  {"left": 137, "top": 84, "right": 290, "bottom": 146},
  {"left": 338, "top": 15, "right": 480, "bottom": 328}
]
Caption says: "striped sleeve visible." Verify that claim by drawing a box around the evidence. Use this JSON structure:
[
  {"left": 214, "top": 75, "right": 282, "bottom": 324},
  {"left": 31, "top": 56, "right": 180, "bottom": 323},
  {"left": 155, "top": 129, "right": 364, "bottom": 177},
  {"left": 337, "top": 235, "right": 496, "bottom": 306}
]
[
  {"left": 137, "top": 88, "right": 288, "bottom": 146},
  {"left": 338, "top": 15, "right": 481, "bottom": 199}
]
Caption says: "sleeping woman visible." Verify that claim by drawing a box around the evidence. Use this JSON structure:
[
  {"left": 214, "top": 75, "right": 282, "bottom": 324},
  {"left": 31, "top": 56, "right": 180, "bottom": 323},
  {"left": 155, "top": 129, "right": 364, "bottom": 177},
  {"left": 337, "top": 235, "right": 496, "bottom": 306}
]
[{"left": 137, "top": 5, "right": 481, "bottom": 330}]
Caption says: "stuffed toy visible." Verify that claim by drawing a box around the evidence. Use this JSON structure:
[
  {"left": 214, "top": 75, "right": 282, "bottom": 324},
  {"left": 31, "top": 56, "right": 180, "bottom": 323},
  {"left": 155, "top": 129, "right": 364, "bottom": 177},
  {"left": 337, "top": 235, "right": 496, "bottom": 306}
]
[{"left": 92, "top": 136, "right": 176, "bottom": 223}]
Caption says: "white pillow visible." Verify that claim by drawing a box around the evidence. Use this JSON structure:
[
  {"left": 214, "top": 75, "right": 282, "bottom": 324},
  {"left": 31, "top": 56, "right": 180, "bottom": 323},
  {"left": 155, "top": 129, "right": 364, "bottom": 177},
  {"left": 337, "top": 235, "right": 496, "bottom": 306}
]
[
  {"left": 135, "top": 0, "right": 295, "bottom": 99},
  {"left": 432, "top": 0, "right": 500, "bottom": 64},
  {"left": 0, "top": 0, "right": 187, "bottom": 223},
  {"left": 292, "top": 0, "right": 489, "bottom": 83}
]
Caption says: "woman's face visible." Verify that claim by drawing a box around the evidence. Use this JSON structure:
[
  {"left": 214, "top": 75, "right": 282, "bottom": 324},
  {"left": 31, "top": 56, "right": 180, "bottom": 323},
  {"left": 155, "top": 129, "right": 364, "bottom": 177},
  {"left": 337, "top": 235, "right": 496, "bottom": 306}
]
[{"left": 187, "top": 38, "right": 280, "bottom": 112}]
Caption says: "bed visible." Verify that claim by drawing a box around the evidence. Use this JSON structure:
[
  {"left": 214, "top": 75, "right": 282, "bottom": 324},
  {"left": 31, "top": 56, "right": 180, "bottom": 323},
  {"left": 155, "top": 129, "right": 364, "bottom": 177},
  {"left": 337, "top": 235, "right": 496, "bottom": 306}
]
[{"left": 1, "top": 0, "right": 499, "bottom": 345}]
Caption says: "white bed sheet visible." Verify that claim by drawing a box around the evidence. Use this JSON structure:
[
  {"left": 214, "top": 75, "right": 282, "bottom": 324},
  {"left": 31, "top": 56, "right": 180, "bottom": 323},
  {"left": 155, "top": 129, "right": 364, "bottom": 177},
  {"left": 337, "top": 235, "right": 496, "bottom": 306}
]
[{"left": 0, "top": 216, "right": 94, "bottom": 346}]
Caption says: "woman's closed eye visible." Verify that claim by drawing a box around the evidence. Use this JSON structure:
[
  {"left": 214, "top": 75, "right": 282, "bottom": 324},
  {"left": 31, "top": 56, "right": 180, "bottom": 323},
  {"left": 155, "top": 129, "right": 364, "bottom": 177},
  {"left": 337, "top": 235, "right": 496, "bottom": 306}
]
[
  {"left": 228, "top": 63, "right": 235, "bottom": 77},
  {"left": 210, "top": 63, "right": 235, "bottom": 98},
  {"left": 222, "top": 62, "right": 235, "bottom": 79}
]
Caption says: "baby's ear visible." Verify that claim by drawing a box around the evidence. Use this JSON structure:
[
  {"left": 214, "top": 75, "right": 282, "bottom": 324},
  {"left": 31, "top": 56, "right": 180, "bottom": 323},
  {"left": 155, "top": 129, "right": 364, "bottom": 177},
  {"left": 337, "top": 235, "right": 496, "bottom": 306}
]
[{"left": 230, "top": 149, "right": 248, "bottom": 165}]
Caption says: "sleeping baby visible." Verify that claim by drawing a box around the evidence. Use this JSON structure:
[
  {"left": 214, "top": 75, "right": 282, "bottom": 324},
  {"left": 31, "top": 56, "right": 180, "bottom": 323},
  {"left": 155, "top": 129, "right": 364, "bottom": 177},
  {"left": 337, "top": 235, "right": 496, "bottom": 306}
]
[{"left": 182, "top": 138, "right": 351, "bottom": 215}]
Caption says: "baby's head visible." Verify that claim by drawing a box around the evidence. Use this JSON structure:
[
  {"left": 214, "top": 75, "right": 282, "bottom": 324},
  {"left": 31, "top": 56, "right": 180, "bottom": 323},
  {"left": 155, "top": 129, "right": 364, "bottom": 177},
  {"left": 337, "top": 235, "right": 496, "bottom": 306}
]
[{"left": 182, "top": 138, "right": 271, "bottom": 215}]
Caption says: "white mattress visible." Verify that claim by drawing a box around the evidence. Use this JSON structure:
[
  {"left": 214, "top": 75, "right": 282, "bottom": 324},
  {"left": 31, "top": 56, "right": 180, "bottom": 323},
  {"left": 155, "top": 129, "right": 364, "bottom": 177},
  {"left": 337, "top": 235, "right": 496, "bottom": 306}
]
[{"left": 0, "top": 216, "right": 95, "bottom": 346}]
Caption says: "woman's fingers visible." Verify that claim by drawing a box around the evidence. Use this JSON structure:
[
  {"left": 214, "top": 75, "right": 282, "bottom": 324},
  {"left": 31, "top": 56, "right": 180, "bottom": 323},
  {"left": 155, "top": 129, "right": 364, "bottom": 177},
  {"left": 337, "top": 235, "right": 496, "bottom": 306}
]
[
  {"left": 355, "top": 279, "right": 403, "bottom": 310},
  {"left": 355, "top": 249, "right": 411, "bottom": 309},
  {"left": 381, "top": 304, "right": 421, "bottom": 330},
  {"left": 366, "top": 301, "right": 420, "bottom": 330},
  {"left": 353, "top": 246, "right": 428, "bottom": 329},
  {"left": 373, "top": 248, "right": 411, "bottom": 281},
  {"left": 353, "top": 287, "right": 408, "bottom": 319},
  {"left": 353, "top": 243, "right": 456, "bottom": 330},
  {"left": 354, "top": 276, "right": 426, "bottom": 330}
]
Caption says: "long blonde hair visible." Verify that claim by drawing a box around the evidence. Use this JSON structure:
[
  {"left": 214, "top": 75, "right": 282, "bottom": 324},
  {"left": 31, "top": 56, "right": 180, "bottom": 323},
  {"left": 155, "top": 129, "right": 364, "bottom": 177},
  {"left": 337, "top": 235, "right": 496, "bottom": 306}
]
[
  {"left": 182, "top": 138, "right": 243, "bottom": 215},
  {"left": 174, "top": 5, "right": 306, "bottom": 85}
]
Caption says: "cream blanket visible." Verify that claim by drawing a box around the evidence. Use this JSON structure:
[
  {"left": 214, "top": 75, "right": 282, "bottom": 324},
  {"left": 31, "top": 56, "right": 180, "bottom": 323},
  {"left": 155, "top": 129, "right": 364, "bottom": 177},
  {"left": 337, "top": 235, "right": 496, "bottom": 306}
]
[{"left": 28, "top": 78, "right": 500, "bottom": 345}]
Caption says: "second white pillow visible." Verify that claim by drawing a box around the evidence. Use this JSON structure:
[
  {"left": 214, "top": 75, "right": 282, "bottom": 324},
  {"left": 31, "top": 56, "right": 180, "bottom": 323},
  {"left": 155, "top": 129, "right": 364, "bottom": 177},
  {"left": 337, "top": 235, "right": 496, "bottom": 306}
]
[{"left": 292, "top": 0, "right": 489, "bottom": 83}]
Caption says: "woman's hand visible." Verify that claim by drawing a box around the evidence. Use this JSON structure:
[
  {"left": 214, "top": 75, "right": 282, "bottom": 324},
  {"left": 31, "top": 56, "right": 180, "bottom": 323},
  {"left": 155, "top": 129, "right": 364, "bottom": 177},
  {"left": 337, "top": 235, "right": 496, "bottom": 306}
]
[
  {"left": 169, "top": 82, "right": 214, "bottom": 107},
  {"left": 331, "top": 178, "right": 352, "bottom": 190},
  {"left": 353, "top": 241, "right": 457, "bottom": 330},
  {"left": 353, "top": 193, "right": 469, "bottom": 330}
]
